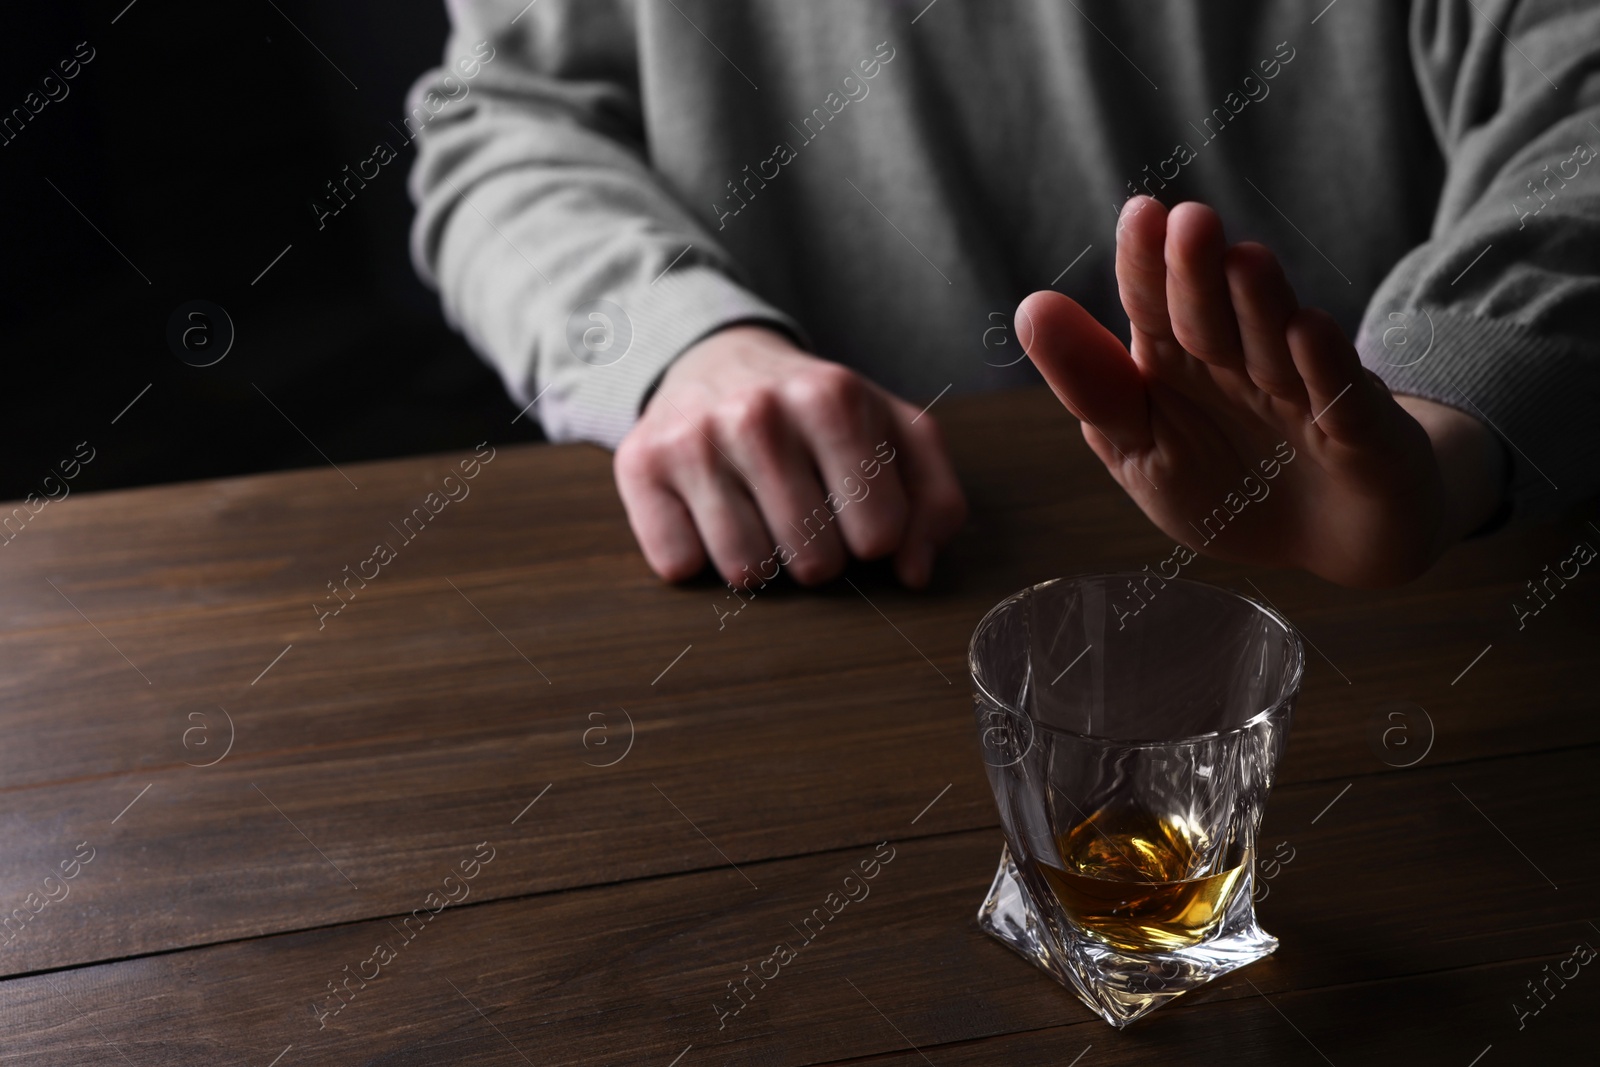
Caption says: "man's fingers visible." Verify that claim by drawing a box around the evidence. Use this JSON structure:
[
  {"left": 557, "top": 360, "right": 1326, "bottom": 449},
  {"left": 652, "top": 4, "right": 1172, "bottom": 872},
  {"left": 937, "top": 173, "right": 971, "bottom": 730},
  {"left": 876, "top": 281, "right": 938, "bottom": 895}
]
[
  {"left": 640, "top": 423, "right": 774, "bottom": 587},
  {"left": 783, "top": 364, "right": 911, "bottom": 563},
  {"left": 720, "top": 390, "right": 849, "bottom": 586},
  {"left": 1224, "top": 241, "right": 1307, "bottom": 404},
  {"left": 613, "top": 452, "right": 707, "bottom": 582},
  {"left": 677, "top": 473, "right": 776, "bottom": 589},
  {"left": 884, "top": 397, "right": 968, "bottom": 588},
  {"left": 1114, "top": 195, "right": 1176, "bottom": 354},
  {"left": 1016, "top": 289, "right": 1152, "bottom": 454},
  {"left": 1165, "top": 202, "right": 1244, "bottom": 371},
  {"left": 1287, "top": 307, "right": 1390, "bottom": 445}
]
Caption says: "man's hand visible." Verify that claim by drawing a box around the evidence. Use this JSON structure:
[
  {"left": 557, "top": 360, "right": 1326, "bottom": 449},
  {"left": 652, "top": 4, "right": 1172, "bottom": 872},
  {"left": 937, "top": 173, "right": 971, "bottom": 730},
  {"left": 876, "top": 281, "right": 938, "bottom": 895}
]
[
  {"left": 1017, "top": 197, "right": 1506, "bottom": 588},
  {"left": 614, "top": 325, "right": 968, "bottom": 589}
]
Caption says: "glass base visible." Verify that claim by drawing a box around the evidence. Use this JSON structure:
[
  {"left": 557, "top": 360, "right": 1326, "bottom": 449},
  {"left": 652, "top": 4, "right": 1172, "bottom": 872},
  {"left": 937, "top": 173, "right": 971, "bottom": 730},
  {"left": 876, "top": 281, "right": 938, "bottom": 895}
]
[{"left": 977, "top": 844, "right": 1278, "bottom": 1028}]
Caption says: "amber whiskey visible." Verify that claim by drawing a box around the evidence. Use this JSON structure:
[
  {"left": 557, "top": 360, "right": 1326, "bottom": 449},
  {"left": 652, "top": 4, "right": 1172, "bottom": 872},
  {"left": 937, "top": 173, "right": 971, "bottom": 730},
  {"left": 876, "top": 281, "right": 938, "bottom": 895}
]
[{"left": 1038, "top": 808, "right": 1247, "bottom": 952}]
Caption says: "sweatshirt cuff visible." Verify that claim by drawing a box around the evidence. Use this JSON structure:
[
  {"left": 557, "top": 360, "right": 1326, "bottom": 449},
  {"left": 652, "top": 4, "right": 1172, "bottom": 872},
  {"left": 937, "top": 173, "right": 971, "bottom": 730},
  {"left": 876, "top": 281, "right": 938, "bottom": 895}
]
[
  {"left": 1356, "top": 306, "right": 1600, "bottom": 525},
  {"left": 535, "top": 266, "right": 805, "bottom": 449}
]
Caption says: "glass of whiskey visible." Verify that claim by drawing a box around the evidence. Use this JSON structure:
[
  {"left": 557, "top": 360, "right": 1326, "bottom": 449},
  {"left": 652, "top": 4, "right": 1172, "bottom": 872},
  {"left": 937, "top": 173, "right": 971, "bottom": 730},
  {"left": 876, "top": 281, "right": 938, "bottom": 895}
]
[{"left": 970, "top": 574, "right": 1303, "bottom": 1028}]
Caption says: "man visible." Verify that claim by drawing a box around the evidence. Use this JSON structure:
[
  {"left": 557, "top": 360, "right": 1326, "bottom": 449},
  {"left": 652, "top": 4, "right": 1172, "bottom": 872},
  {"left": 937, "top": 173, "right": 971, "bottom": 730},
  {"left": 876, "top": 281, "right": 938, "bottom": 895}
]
[{"left": 407, "top": 0, "right": 1599, "bottom": 589}]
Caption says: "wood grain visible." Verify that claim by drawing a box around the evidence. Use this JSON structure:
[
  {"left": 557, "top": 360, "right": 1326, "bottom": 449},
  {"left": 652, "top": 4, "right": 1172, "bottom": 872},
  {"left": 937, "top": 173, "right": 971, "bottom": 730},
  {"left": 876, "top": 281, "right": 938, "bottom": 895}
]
[
  {"left": 0, "top": 388, "right": 1595, "bottom": 1063},
  {"left": 1, "top": 746, "right": 1593, "bottom": 1063}
]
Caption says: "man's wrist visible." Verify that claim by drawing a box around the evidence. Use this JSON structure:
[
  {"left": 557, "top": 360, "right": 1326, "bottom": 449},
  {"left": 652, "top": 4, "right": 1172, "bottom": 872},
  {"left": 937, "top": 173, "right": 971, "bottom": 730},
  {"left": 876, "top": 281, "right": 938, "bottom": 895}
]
[
  {"left": 1396, "top": 395, "right": 1510, "bottom": 547},
  {"left": 640, "top": 322, "right": 801, "bottom": 414}
]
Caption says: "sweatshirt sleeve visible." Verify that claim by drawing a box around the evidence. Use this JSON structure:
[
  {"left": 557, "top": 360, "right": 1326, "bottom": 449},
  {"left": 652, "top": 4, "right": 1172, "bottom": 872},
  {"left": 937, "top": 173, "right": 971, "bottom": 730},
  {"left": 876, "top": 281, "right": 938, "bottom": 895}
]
[
  {"left": 405, "top": 0, "right": 801, "bottom": 448},
  {"left": 1354, "top": 0, "right": 1600, "bottom": 524}
]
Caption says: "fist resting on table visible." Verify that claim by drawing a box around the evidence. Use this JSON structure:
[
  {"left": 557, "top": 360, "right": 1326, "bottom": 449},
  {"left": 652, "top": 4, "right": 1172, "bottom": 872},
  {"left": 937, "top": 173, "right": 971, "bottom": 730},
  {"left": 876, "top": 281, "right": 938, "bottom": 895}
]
[{"left": 614, "top": 325, "right": 969, "bottom": 590}]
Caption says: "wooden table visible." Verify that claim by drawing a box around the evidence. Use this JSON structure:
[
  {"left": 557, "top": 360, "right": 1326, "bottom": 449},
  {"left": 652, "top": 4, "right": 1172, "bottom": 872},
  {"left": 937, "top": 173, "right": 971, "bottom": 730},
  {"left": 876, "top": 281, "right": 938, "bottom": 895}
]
[{"left": 1, "top": 388, "right": 1593, "bottom": 1065}]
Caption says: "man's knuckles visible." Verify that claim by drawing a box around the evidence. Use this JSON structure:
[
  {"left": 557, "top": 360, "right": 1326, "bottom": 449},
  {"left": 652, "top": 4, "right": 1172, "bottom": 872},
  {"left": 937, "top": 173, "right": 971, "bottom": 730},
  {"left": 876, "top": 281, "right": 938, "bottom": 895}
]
[{"left": 783, "top": 364, "right": 871, "bottom": 440}]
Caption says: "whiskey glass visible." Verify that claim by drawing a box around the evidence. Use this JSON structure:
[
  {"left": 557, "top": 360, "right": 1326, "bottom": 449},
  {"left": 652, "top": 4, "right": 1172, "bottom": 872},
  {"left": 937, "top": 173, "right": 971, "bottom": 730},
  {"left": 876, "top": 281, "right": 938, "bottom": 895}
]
[{"left": 971, "top": 574, "right": 1303, "bottom": 1027}]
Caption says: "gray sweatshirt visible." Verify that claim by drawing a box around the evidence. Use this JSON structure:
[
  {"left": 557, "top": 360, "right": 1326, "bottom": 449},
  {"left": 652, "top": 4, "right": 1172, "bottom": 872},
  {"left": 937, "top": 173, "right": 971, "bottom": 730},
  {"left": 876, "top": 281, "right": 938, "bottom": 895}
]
[{"left": 407, "top": 0, "right": 1600, "bottom": 523}]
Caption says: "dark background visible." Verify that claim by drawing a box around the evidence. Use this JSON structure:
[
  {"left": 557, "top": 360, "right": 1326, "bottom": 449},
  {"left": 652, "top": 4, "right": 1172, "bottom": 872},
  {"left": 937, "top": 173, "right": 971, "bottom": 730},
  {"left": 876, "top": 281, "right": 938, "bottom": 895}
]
[{"left": 1, "top": 0, "right": 544, "bottom": 502}]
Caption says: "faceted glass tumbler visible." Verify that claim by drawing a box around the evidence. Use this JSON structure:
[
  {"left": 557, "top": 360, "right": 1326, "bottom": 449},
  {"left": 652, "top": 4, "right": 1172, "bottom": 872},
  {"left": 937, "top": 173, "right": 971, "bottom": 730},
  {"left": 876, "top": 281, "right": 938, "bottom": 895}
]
[{"left": 970, "top": 575, "right": 1304, "bottom": 1028}]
